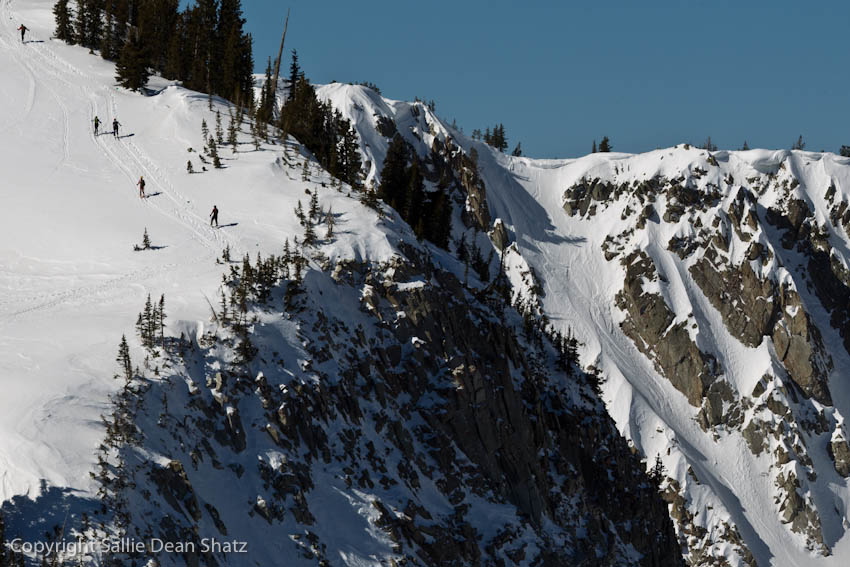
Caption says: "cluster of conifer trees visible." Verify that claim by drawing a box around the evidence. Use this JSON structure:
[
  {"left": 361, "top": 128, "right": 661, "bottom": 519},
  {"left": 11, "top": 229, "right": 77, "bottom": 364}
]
[
  {"left": 378, "top": 135, "right": 452, "bottom": 249},
  {"left": 54, "top": 0, "right": 254, "bottom": 102},
  {"left": 254, "top": 52, "right": 362, "bottom": 189},
  {"left": 471, "top": 124, "right": 508, "bottom": 151}
]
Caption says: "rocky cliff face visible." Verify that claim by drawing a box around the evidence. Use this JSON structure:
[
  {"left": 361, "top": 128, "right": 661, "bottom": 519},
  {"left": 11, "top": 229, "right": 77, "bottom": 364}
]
[
  {"left": 473, "top": 146, "right": 850, "bottom": 566},
  {"left": 84, "top": 241, "right": 681, "bottom": 567},
  {"left": 309, "top": 91, "right": 850, "bottom": 566}
]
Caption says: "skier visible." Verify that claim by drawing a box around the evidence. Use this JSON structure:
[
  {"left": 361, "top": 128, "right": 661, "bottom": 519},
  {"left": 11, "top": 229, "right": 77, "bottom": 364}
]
[
  {"left": 210, "top": 205, "right": 219, "bottom": 227},
  {"left": 112, "top": 118, "right": 121, "bottom": 139},
  {"left": 137, "top": 176, "right": 146, "bottom": 198},
  {"left": 17, "top": 24, "right": 27, "bottom": 43},
  {"left": 93, "top": 116, "right": 100, "bottom": 136}
]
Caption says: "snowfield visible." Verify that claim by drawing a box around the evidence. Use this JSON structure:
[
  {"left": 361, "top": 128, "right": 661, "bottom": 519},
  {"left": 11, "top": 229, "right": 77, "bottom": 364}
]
[
  {"left": 2, "top": 1, "right": 850, "bottom": 566},
  {"left": 0, "top": 0, "right": 396, "bottom": 503}
]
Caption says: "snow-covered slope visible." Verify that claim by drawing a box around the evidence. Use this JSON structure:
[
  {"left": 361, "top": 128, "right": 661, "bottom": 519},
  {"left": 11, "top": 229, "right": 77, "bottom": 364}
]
[
  {"left": 4, "top": 1, "right": 850, "bottom": 566},
  {"left": 0, "top": 0, "right": 397, "bottom": 504},
  {"left": 317, "top": 86, "right": 850, "bottom": 566},
  {"left": 1, "top": 2, "right": 681, "bottom": 567}
]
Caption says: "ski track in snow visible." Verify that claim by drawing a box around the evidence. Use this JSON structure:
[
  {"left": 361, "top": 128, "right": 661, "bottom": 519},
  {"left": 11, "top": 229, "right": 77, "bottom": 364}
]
[
  {"left": 0, "top": 0, "right": 235, "bottom": 501},
  {"left": 0, "top": 0, "right": 233, "bottom": 321}
]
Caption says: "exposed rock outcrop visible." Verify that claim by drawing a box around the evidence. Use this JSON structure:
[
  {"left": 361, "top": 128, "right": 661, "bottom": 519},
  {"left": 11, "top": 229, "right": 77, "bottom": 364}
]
[{"left": 616, "top": 251, "right": 718, "bottom": 405}]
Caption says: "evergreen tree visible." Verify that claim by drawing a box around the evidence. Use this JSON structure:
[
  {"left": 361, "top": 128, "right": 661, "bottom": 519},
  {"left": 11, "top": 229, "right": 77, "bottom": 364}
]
[
  {"left": 115, "top": 29, "right": 151, "bottom": 91},
  {"left": 74, "top": 0, "right": 89, "bottom": 47},
  {"left": 187, "top": 160, "right": 194, "bottom": 173},
  {"left": 592, "top": 140, "right": 597, "bottom": 153},
  {"left": 378, "top": 134, "right": 409, "bottom": 211},
  {"left": 215, "top": 109, "right": 224, "bottom": 144},
  {"left": 511, "top": 142, "right": 522, "bottom": 157},
  {"left": 228, "top": 106, "right": 239, "bottom": 151},
  {"left": 740, "top": 140, "right": 750, "bottom": 151},
  {"left": 100, "top": 2, "right": 115, "bottom": 60},
  {"left": 841, "top": 145, "right": 850, "bottom": 158},
  {"left": 116, "top": 335, "right": 132, "bottom": 383},
  {"left": 287, "top": 49, "right": 301, "bottom": 100},
  {"left": 303, "top": 219, "right": 316, "bottom": 246},
  {"left": 142, "top": 227, "right": 151, "bottom": 249},
  {"left": 404, "top": 158, "right": 425, "bottom": 228},
  {"left": 598, "top": 136, "right": 612, "bottom": 152},
  {"left": 209, "top": 138, "right": 222, "bottom": 168},
  {"left": 335, "top": 120, "right": 362, "bottom": 188},
  {"left": 53, "top": 0, "right": 252, "bottom": 109},
  {"left": 53, "top": 0, "right": 74, "bottom": 43},
  {"left": 648, "top": 454, "right": 666, "bottom": 488},
  {"left": 256, "top": 58, "right": 275, "bottom": 124},
  {"left": 157, "top": 294, "right": 167, "bottom": 345},
  {"left": 309, "top": 189, "right": 320, "bottom": 222},
  {"left": 496, "top": 124, "right": 508, "bottom": 151},
  {"left": 792, "top": 135, "right": 806, "bottom": 150}
]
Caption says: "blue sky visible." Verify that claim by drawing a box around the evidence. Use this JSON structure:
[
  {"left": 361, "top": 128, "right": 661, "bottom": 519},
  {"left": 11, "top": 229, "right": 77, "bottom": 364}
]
[{"left": 231, "top": 1, "right": 848, "bottom": 158}]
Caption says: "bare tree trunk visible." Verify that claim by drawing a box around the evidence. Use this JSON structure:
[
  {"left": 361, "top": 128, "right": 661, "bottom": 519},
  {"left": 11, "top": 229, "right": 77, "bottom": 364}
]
[{"left": 271, "top": 8, "right": 290, "bottom": 114}]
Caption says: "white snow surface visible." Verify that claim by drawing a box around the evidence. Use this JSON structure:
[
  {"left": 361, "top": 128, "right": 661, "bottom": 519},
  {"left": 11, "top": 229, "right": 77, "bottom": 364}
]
[
  {"left": 0, "top": 0, "right": 397, "bottom": 503},
  {"left": 3, "top": 1, "right": 850, "bottom": 566}
]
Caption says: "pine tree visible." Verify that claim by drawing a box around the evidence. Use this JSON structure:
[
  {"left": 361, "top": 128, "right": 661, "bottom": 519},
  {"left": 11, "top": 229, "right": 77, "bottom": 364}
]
[
  {"left": 115, "top": 30, "right": 151, "bottom": 92},
  {"left": 100, "top": 3, "right": 115, "bottom": 60},
  {"left": 294, "top": 200, "right": 306, "bottom": 226},
  {"left": 598, "top": 136, "right": 612, "bottom": 152},
  {"left": 73, "top": 0, "right": 89, "bottom": 47},
  {"left": 157, "top": 294, "right": 166, "bottom": 345},
  {"left": 142, "top": 227, "right": 151, "bottom": 249},
  {"left": 187, "top": 160, "right": 194, "bottom": 173},
  {"left": 287, "top": 49, "right": 301, "bottom": 100},
  {"left": 792, "top": 135, "right": 806, "bottom": 150},
  {"left": 592, "top": 140, "right": 597, "bottom": 153},
  {"left": 215, "top": 110, "right": 224, "bottom": 144},
  {"left": 301, "top": 159, "right": 310, "bottom": 181},
  {"left": 741, "top": 140, "right": 750, "bottom": 151},
  {"left": 116, "top": 335, "right": 132, "bottom": 383},
  {"left": 404, "top": 158, "right": 425, "bottom": 228},
  {"left": 841, "top": 145, "right": 850, "bottom": 158},
  {"left": 303, "top": 218, "right": 316, "bottom": 246},
  {"left": 209, "top": 138, "right": 222, "bottom": 168},
  {"left": 227, "top": 106, "right": 239, "bottom": 151},
  {"left": 511, "top": 142, "right": 522, "bottom": 157},
  {"left": 309, "top": 189, "right": 320, "bottom": 222},
  {"left": 201, "top": 119, "right": 209, "bottom": 141},
  {"left": 648, "top": 454, "right": 666, "bottom": 488},
  {"left": 256, "top": 58, "right": 275, "bottom": 124},
  {"left": 378, "top": 134, "right": 409, "bottom": 211},
  {"left": 53, "top": 0, "right": 74, "bottom": 43}
]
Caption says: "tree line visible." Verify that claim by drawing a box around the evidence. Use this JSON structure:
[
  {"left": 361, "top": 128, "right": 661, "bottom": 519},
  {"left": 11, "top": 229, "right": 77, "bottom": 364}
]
[{"left": 54, "top": 0, "right": 254, "bottom": 104}]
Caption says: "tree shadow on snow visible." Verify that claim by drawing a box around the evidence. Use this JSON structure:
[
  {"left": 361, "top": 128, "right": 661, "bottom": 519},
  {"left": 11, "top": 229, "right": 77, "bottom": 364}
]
[
  {"left": 1, "top": 481, "right": 100, "bottom": 544},
  {"left": 24, "top": 40, "right": 45, "bottom": 44}
]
